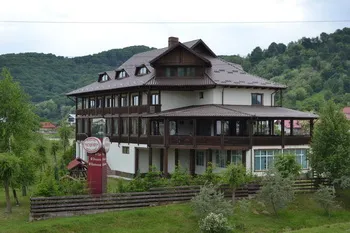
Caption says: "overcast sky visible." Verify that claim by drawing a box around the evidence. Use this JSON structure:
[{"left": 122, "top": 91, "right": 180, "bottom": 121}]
[{"left": 0, "top": 0, "right": 349, "bottom": 57}]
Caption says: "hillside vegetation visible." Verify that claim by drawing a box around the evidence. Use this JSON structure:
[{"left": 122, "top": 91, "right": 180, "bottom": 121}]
[{"left": 0, "top": 28, "right": 349, "bottom": 121}]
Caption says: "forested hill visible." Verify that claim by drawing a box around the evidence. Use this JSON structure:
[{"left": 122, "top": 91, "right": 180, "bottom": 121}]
[
  {"left": 222, "top": 27, "right": 350, "bottom": 112},
  {"left": 0, "top": 46, "right": 153, "bottom": 121},
  {"left": 0, "top": 28, "right": 349, "bottom": 122}
]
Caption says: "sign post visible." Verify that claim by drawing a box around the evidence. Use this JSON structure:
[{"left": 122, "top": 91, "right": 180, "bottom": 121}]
[{"left": 83, "top": 137, "right": 109, "bottom": 195}]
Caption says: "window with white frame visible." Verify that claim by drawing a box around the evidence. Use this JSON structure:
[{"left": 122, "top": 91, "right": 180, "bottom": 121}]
[
  {"left": 231, "top": 150, "right": 243, "bottom": 165},
  {"left": 117, "top": 70, "right": 127, "bottom": 79},
  {"left": 105, "top": 96, "right": 112, "bottom": 108},
  {"left": 132, "top": 95, "right": 139, "bottom": 106},
  {"left": 151, "top": 93, "right": 159, "bottom": 105},
  {"left": 137, "top": 67, "right": 148, "bottom": 75},
  {"left": 215, "top": 150, "right": 226, "bottom": 168},
  {"left": 100, "top": 74, "right": 109, "bottom": 82},
  {"left": 122, "top": 146, "right": 129, "bottom": 154},
  {"left": 254, "top": 149, "right": 281, "bottom": 171},
  {"left": 105, "top": 118, "right": 112, "bottom": 135},
  {"left": 284, "top": 149, "right": 308, "bottom": 169},
  {"left": 196, "top": 151, "right": 205, "bottom": 166},
  {"left": 121, "top": 95, "right": 128, "bottom": 107}
]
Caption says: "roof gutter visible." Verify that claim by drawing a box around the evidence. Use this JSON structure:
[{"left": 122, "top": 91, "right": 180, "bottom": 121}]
[{"left": 221, "top": 86, "right": 226, "bottom": 105}]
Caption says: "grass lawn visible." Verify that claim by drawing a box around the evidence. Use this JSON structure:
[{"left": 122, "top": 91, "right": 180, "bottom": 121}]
[{"left": 1, "top": 185, "right": 350, "bottom": 233}]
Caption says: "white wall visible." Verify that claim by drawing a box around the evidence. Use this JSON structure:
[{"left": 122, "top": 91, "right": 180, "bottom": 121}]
[
  {"left": 152, "top": 148, "right": 161, "bottom": 170},
  {"left": 75, "top": 141, "right": 87, "bottom": 161},
  {"left": 161, "top": 88, "right": 276, "bottom": 111},
  {"left": 107, "top": 142, "right": 147, "bottom": 174},
  {"left": 138, "top": 148, "right": 149, "bottom": 173}
]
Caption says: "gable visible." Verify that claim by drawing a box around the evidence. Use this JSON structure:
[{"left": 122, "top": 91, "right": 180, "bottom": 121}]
[{"left": 191, "top": 40, "right": 216, "bottom": 57}]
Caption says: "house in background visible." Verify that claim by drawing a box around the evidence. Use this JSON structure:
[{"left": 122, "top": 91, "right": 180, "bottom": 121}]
[
  {"left": 67, "top": 37, "right": 317, "bottom": 178},
  {"left": 39, "top": 122, "right": 57, "bottom": 134},
  {"left": 67, "top": 114, "right": 76, "bottom": 125},
  {"left": 343, "top": 107, "right": 350, "bottom": 120}
]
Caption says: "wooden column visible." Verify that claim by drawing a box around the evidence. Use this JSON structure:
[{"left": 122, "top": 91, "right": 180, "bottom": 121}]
[
  {"left": 281, "top": 119, "right": 285, "bottom": 148},
  {"left": 290, "top": 119, "right": 294, "bottom": 136},
  {"left": 160, "top": 148, "right": 164, "bottom": 173},
  {"left": 189, "top": 149, "right": 195, "bottom": 176},
  {"left": 134, "top": 148, "right": 139, "bottom": 175},
  {"left": 242, "top": 150, "right": 247, "bottom": 167},
  {"left": 164, "top": 118, "right": 169, "bottom": 147},
  {"left": 175, "top": 149, "right": 179, "bottom": 167},
  {"left": 248, "top": 119, "right": 253, "bottom": 149},
  {"left": 226, "top": 150, "right": 231, "bottom": 165},
  {"left": 193, "top": 119, "right": 197, "bottom": 148},
  {"left": 206, "top": 149, "right": 213, "bottom": 167},
  {"left": 220, "top": 120, "right": 224, "bottom": 149},
  {"left": 148, "top": 148, "right": 153, "bottom": 171},
  {"left": 163, "top": 148, "right": 169, "bottom": 176},
  {"left": 310, "top": 119, "right": 314, "bottom": 137}
]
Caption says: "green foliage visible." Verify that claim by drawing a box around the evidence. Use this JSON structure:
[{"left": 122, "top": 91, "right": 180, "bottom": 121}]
[
  {"left": 0, "top": 153, "right": 20, "bottom": 182},
  {"left": 258, "top": 168, "right": 295, "bottom": 215},
  {"left": 199, "top": 213, "right": 232, "bottom": 233},
  {"left": 0, "top": 46, "right": 153, "bottom": 121},
  {"left": 35, "top": 170, "right": 60, "bottom": 197},
  {"left": 170, "top": 165, "right": 192, "bottom": 186},
  {"left": 314, "top": 185, "right": 339, "bottom": 217},
  {"left": 59, "top": 179, "right": 88, "bottom": 196},
  {"left": 274, "top": 154, "right": 301, "bottom": 178},
  {"left": 310, "top": 101, "right": 350, "bottom": 179},
  {"left": 58, "top": 122, "right": 72, "bottom": 152},
  {"left": 191, "top": 183, "right": 233, "bottom": 219},
  {"left": 197, "top": 162, "right": 221, "bottom": 185}
]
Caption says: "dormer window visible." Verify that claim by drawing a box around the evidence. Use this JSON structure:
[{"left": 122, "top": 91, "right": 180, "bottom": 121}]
[
  {"left": 136, "top": 66, "right": 149, "bottom": 76},
  {"left": 116, "top": 70, "right": 128, "bottom": 79},
  {"left": 101, "top": 74, "right": 109, "bottom": 82}
]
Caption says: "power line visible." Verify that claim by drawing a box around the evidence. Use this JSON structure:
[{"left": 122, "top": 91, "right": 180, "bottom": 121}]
[{"left": 0, "top": 20, "right": 350, "bottom": 24}]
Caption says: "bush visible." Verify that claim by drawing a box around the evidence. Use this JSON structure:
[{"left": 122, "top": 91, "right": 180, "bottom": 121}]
[
  {"left": 258, "top": 168, "right": 295, "bottom": 215},
  {"left": 59, "top": 179, "right": 88, "bottom": 195},
  {"left": 35, "top": 175, "right": 61, "bottom": 197},
  {"left": 274, "top": 153, "right": 301, "bottom": 178},
  {"left": 199, "top": 213, "right": 232, "bottom": 233},
  {"left": 314, "top": 185, "right": 339, "bottom": 217},
  {"left": 191, "top": 183, "right": 233, "bottom": 218},
  {"left": 197, "top": 162, "right": 221, "bottom": 185},
  {"left": 170, "top": 165, "right": 192, "bottom": 186}
]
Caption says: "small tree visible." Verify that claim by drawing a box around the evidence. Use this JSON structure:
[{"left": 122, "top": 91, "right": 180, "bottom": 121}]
[
  {"left": 314, "top": 185, "right": 338, "bottom": 217},
  {"left": 191, "top": 183, "right": 232, "bottom": 219},
  {"left": 199, "top": 213, "right": 232, "bottom": 233},
  {"left": 58, "top": 122, "right": 71, "bottom": 153},
  {"left": 51, "top": 142, "right": 60, "bottom": 181},
  {"left": 274, "top": 154, "right": 301, "bottom": 178},
  {"left": 0, "top": 154, "right": 20, "bottom": 213},
  {"left": 222, "top": 163, "right": 251, "bottom": 204},
  {"left": 310, "top": 101, "right": 350, "bottom": 180},
  {"left": 258, "top": 168, "right": 295, "bottom": 215}
]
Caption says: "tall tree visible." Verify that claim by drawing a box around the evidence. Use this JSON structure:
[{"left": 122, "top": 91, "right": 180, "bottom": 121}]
[
  {"left": 51, "top": 142, "right": 60, "bottom": 181},
  {"left": 0, "top": 154, "right": 19, "bottom": 213},
  {"left": 58, "top": 122, "right": 71, "bottom": 153},
  {"left": 310, "top": 101, "right": 350, "bottom": 179}
]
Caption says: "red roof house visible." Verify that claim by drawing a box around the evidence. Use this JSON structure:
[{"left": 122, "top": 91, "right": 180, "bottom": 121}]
[
  {"left": 39, "top": 122, "right": 57, "bottom": 133},
  {"left": 343, "top": 107, "right": 350, "bottom": 120}
]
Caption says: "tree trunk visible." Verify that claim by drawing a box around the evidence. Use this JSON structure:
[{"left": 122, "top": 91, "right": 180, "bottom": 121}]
[
  {"left": 12, "top": 188, "right": 20, "bottom": 206},
  {"left": 232, "top": 188, "right": 236, "bottom": 205},
  {"left": 22, "top": 185, "right": 27, "bottom": 196},
  {"left": 4, "top": 180, "right": 12, "bottom": 213}
]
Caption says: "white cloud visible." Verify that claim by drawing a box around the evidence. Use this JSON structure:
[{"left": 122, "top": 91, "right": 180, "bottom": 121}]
[{"left": 0, "top": 0, "right": 349, "bottom": 56}]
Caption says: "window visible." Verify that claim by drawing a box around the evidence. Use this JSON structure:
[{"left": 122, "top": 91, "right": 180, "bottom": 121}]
[
  {"left": 83, "top": 98, "right": 89, "bottom": 109},
  {"left": 121, "top": 118, "right": 129, "bottom": 135},
  {"left": 131, "top": 118, "right": 138, "bottom": 135},
  {"left": 113, "top": 118, "right": 119, "bottom": 135},
  {"left": 196, "top": 151, "right": 205, "bottom": 166},
  {"left": 77, "top": 119, "right": 83, "bottom": 133},
  {"left": 105, "top": 118, "right": 112, "bottom": 135},
  {"left": 100, "top": 74, "right": 109, "bottom": 82},
  {"left": 215, "top": 120, "right": 222, "bottom": 135},
  {"left": 91, "top": 118, "right": 106, "bottom": 138},
  {"left": 89, "top": 98, "right": 95, "bottom": 108},
  {"left": 105, "top": 96, "right": 112, "bottom": 108},
  {"left": 151, "top": 93, "right": 159, "bottom": 105},
  {"left": 215, "top": 150, "right": 226, "bottom": 168},
  {"left": 137, "top": 66, "right": 148, "bottom": 76},
  {"left": 165, "top": 67, "right": 196, "bottom": 77},
  {"left": 199, "top": 92, "right": 204, "bottom": 99},
  {"left": 169, "top": 121, "right": 177, "bottom": 135},
  {"left": 96, "top": 97, "right": 103, "bottom": 108},
  {"left": 151, "top": 120, "right": 164, "bottom": 135},
  {"left": 132, "top": 95, "right": 139, "bottom": 106},
  {"left": 252, "top": 93, "right": 263, "bottom": 105},
  {"left": 141, "top": 119, "right": 147, "bottom": 135},
  {"left": 113, "top": 96, "right": 118, "bottom": 107},
  {"left": 121, "top": 95, "right": 128, "bottom": 107},
  {"left": 253, "top": 120, "right": 270, "bottom": 135},
  {"left": 117, "top": 70, "right": 128, "bottom": 79},
  {"left": 284, "top": 149, "right": 308, "bottom": 169},
  {"left": 231, "top": 150, "right": 243, "bottom": 165},
  {"left": 122, "top": 146, "right": 129, "bottom": 154},
  {"left": 254, "top": 149, "right": 281, "bottom": 171}
]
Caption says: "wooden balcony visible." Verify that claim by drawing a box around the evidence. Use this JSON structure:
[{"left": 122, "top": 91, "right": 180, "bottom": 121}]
[
  {"left": 224, "top": 136, "right": 249, "bottom": 146},
  {"left": 76, "top": 104, "right": 161, "bottom": 116},
  {"left": 196, "top": 136, "right": 221, "bottom": 145},
  {"left": 285, "top": 136, "right": 311, "bottom": 145},
  {"left": 253, "top": 136, "right": 282, "bottom": 146},
  {"left": 169, "top": 135, "right": 193, "bottom": 145}
]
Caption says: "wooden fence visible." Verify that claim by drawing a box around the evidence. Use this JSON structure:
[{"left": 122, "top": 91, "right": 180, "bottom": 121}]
[{"left": 29, "top": 178, "right": 329, "bottom": 221}]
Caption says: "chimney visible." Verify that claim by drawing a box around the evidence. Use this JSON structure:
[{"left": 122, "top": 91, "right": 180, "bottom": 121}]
[{"left": 168, "top": 37, "right": 179, "bottom": 48}]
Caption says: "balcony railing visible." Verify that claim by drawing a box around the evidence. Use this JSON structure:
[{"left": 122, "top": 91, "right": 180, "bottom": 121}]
[
  {"left": 76, "top": 104, "right": 161, "bottom": 116},
  {"left": 169, "top": 135, "right": 193, "bottom": 145}
]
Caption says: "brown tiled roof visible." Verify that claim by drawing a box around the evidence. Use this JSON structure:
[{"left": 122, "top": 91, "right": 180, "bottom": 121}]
[
  {"left": 145, "top": 105, "right": 318, "bottom": 119},
  {"left": 67, "top": 39, "right": 286, "bottom": 96}
]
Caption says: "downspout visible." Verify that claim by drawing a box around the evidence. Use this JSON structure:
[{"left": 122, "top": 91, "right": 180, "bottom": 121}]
[{"left": 221, "top": 86, "right": 226, "bottom": 105}]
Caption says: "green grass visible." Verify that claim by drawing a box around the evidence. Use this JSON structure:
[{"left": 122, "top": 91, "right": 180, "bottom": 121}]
[{"left": 2, "top": 187, "right": 350, "bottom": 233}]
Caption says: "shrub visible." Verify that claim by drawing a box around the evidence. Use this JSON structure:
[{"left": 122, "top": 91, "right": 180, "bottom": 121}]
[
  {"left": 35, "top": 175, "right": 61, "bottom": 197},
  {"left": 126, "top": 173, "right": 147, "bottom": 192},
  {"left": 144, "top": 166, "right": 165, "bottom": 188},
  {"left": 59, "top": 179, "right": 88, "bottom": 195},
  {"left": 191, "top": 183, "right": 233, "bottom": 218},
  {"left": 334, "top": 176, "right": 350, "bottom": 189},
  {"left": 274, "top": 153, "right": 301, "bottom": 178},
  {"left": 314, "top": 185, "right": 339, "bottom": 217},
  {"left": 170, "top": 165, "right": 192, "bottom": 186},
  {"left": 258, "top": 168, "right": 295, "bottom": 215},
  {"left": 199, "top": 213, "right": 232, "bottom": 233},
  {"left": 197, "top": 162, "right": 221, "bottom": 185}
]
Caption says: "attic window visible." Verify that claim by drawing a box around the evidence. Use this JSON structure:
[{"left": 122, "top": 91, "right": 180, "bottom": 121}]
[
  {"left": 100, "top": 74, "right": 109, "bottom": 82},
  {"left": 116, "top": 70, "right": 128, "bottom": 79},
  {"left": 136, "top": 66, "right": 149, "bottom": 76}
]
